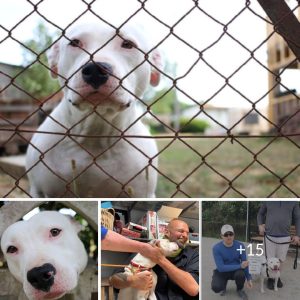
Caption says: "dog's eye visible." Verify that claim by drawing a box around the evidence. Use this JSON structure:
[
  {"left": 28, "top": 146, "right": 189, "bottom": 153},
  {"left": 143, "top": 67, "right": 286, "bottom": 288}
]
[
  {"left": 50, "top": 228, "right": 62, "bottom": 237},
  {"left": 7, "top": 245, "right": 18, "bottom": 254},
  {"left": 69, "top": 39, "right": 82, "bottom": 48},
  {"left": 121, "top": 40, "right": 137, "bottom": 49}
]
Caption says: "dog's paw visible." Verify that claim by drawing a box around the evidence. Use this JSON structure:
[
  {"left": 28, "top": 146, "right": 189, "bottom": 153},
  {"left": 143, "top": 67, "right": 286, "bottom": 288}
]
[{"left": 260, "top": 289, "right": 265, "bottom": 294}]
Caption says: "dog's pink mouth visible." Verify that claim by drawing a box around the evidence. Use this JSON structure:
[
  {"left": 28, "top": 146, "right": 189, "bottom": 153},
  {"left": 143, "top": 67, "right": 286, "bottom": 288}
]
[{"left": 44, "top": 291, "right": 65, "bottom": 299}]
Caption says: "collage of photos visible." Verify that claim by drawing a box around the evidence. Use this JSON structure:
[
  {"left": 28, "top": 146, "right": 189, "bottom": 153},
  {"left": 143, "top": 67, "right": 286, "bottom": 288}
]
[
  {"left": 1, "top": 200, "right": 300, "bottom": 299},
  {"left": 1, "top": 1, "right": 300, "bottom": 300}
]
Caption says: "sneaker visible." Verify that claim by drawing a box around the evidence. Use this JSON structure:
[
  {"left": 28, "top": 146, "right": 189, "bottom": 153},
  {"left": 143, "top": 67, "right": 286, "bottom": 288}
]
[
  {"left": 277, "top": 278, "right": 283, "bottom": 288},
  {"left": 220, "top": 290, "right": 226, "bottom": 296},
  {"left": 237, "top": 290, "right": 248, "bottom": 300},
  {"left": 267, "top": 278, "right": 274, "bottom": 290}
]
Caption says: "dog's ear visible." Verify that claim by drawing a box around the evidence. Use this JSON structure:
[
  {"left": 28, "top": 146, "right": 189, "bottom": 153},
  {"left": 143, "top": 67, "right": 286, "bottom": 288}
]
[
  {"left": 150, "top": 49, "right": 164, "bottom": 87},
  {"left": 47, "top": 41, "right": 60, "bottom": 78},
  {"left": 65, "top": 215, "right": 85, "bottom": 233},
  {"left": 149, "top": 239, "right": 160, "bottom": 247}
]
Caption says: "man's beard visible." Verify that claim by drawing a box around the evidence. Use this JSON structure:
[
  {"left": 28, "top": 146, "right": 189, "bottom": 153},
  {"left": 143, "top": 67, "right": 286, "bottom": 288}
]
[{"left": 172, "top": 238, "right": 187, "bottom": 249}]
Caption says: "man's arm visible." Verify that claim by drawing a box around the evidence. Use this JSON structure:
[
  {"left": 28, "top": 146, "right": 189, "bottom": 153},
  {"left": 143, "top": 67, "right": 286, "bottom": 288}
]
[
  {"left": 213, "top": 245, "right": 241, "bottom": 272},
  {"left": 257, "top": 203, "right": 267, "bottom": 226},
  {"left": 152, "top": 247, "right": 199, "bottom": 297},
  {"left": 101, "top": 229, "right": 162, "bottom": 260},
  {"left": 241, "top": 243, "right": 252, "bottom": 282},
  {"left": 292, "top": 203, "right": 300, "bottom": 244},
  {"left": 155, "top": 256, "right": 199, "bottom": 296}
]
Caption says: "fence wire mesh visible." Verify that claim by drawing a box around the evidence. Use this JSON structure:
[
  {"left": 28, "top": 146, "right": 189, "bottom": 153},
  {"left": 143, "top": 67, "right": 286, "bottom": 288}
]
[{"left": 0, "top": 0, "right": 300, "bottom": 198}]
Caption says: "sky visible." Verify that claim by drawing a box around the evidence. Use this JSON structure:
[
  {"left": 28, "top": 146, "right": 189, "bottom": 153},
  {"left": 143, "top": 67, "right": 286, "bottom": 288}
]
[{"left": 0, "top": 0, "right": 298, "bottom": 109}]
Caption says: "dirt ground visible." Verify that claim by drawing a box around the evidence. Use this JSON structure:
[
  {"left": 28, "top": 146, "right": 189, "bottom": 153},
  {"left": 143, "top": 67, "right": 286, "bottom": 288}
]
[{"left": 0, "top": 173, "right": 28, "bottom": 198}]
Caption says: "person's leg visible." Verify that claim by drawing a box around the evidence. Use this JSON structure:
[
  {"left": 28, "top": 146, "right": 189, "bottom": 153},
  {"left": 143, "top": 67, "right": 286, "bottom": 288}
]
[
  {"left": 275, "top": 239, "right": 290, "bottom": 288},
  {"left": 264, "top": 236, "right": 277, "bottom": 289},
  {"left": 211, "top": 269, "right": 229, "bottom": 294},
  {"left": 233, "top": 269, "right": 246, "bottom": 291},
  {"left": 232, "top": 269, "right": 248, "bottom": 300}
]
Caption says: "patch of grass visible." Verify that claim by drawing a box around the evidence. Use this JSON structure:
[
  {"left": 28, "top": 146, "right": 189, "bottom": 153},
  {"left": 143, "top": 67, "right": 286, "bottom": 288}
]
[
  {"left": 1, "top": 136, "right": 299, "bottom": 198},
  {"left": 156, "top": 136, "right": 300, "bottom": 198}
]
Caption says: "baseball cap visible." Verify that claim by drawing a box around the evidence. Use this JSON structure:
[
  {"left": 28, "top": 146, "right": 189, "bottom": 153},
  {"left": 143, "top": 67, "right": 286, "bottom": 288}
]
[{"left": 221, "top": 224, "right": 234, "bottom": 235}]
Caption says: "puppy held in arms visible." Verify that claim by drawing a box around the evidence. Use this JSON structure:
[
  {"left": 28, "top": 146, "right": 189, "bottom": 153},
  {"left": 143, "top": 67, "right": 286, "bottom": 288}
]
[
  {"left": 0, "top": 211, "right": 88, "bottom": 300},
  {"left": 26, "top": 21, "right": 163, "bottom": 198},
  {"left": 116, "top": 239, "right": 179, "bottom": 300}
]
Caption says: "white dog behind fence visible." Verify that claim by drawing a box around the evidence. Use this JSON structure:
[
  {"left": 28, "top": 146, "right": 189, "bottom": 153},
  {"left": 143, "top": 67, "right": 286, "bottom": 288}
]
[{"left": 26, "top": 21, "right": 163, "bottom": 198}]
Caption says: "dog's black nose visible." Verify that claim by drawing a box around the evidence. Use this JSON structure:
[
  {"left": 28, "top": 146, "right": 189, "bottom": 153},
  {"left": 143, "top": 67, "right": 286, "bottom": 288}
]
[
  {"left": 27, "top": 263, "right": 56, "bottom": 292},
  {"left": 82, "top": 62, "right": 112, "bottom": 89}
]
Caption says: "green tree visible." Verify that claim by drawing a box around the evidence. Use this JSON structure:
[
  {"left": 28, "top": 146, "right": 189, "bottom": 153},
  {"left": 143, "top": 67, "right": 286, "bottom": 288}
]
[{"left": 18, "top": 22, "right": 59, "bottom": 98}]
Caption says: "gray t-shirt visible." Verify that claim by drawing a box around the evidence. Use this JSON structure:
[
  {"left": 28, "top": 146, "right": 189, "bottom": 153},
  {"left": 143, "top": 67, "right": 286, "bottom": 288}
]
[{"left": 257, "top": 201, "right": 300, "bottom": 237}]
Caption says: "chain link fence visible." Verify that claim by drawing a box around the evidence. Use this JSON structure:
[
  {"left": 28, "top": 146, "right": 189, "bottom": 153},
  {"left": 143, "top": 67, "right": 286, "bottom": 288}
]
[{"left": 0, "top": 0, "right": 300, "bottom": 198}]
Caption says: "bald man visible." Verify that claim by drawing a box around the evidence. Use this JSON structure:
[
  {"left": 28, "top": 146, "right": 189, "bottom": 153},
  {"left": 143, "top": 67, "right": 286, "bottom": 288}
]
[{"left": 109, "top": 219, "right": 199, "bottom": 300}]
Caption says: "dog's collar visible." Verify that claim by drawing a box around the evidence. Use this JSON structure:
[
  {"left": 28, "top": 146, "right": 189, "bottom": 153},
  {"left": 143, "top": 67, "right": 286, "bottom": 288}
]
[{"left": 130, "top": 260, "right": 152, "bottom": 273}]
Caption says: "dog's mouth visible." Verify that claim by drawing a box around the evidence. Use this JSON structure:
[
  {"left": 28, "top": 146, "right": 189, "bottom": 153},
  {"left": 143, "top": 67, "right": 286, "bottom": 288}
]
[
  {"left": 44, "top": 291, "right": 65, "bottom": 299},
  {"left": 69, "top": 88, "right": 132, "bottom": 111}
]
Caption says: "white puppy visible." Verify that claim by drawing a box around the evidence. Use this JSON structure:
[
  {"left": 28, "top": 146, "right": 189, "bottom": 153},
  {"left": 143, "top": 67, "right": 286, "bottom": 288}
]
[
  {"left": 26, "top": 21, "right": 163, "bottom": 198},
  {"left": 117, "top": 239, "right": 179, "bottom": 300},
  {"left": 0, "top": 211, "right": 88, "bottom": 300},
  {"left": 260, "top": 256, "right": 280, "bottom": 293}
]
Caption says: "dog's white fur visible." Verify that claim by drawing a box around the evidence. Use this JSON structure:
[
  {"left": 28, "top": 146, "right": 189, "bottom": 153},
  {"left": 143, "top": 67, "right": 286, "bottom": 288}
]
[
  {"left": 0, "top": 211, "right": 88, "bottom": 300},
  {"left": 117, "top": 239, "right": 179, "bottom": 300},
  {"left": 260, "top": 256, "right": 280, "bottom": 293},
  {"left": 26, "top": 22, "right": 163, "bottom": 198}
]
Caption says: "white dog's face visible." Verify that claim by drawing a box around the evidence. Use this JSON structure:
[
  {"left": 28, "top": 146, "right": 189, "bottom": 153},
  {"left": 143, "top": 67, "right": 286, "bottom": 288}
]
[
  {"left": 48, "top": 22, "right": 162, "bottom": 112},
  {"left": 0, "top": 211, "right": 88, "bottom": 300},
  {"left": 151, "top": 239, "right": 179, "bottom": 256},
  {"left": 267, "top": 257, "right": 280, "bottom": 271}
]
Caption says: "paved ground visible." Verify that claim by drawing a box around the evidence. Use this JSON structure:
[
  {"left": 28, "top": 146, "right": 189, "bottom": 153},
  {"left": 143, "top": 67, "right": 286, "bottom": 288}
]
[
  {"left": 0, "top": 155, "right": 26, "bottom": 178},
  {"left": 202, "top": 237, "right": 300, "bottom": 300}
]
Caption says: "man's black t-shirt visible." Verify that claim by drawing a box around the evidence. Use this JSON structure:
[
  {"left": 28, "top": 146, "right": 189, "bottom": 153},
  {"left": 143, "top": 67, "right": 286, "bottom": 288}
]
[{"left": 153, "top": 246, "right": 199, "bottom": 300}]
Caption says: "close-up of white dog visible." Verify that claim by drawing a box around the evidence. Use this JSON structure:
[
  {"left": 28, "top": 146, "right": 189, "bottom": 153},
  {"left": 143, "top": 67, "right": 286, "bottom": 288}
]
[
  {"left": 0, "top": 211, "right": 88, "bottom": 300},
  {"left": 26, "top": 21, "right": 163, "bottom": 198},
  {"left": 117, "top": 239, "right": 179, "bottom": 300},
  {"left": 260, "top": 256, "right": 281, "bottom": 293}
]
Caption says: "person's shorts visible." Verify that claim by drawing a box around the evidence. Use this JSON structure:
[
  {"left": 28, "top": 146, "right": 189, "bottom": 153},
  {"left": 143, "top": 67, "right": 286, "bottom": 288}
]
[{"left": 264, "top": 235, "right": 290, "bottom": 262}]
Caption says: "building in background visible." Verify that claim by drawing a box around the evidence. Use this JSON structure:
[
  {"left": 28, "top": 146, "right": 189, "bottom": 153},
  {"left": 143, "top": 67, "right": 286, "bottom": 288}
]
[{"left": 266, "top": 7, "right": 300, "bottom": 135}]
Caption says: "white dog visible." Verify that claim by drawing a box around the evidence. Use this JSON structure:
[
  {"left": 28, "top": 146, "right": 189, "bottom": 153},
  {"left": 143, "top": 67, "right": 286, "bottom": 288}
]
[
  {"left": 0, "top": 211, "right": 88, "bottom": 300},
  {"left": 117, "top": 239, "right": 179, "bottom": 300},
  {"left": 260, "top": 256, "right": 280, "bottom": 293},
  {"left": 26, "top": 21, "right": 163, "bottom": 198}
]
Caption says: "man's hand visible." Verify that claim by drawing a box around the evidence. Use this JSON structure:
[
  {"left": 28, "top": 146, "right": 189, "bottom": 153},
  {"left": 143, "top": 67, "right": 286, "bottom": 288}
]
[
  {"left": 127, "top": 271, "right": 153, "bottom": 290},
  {"left": 246, "top": 280, "right": 253, "bottom": 289},
  {"left": 292, "top": 235, "right": 300, "bottom": 245},
  {"left": 140, "top": 242, "right": 165, "bottom": 264},
  {"left": 241, "top": 261, "right": 249, "bottom": 269},
  {"left": 258, "top": 224, "right": 265, "bottom": 236}
]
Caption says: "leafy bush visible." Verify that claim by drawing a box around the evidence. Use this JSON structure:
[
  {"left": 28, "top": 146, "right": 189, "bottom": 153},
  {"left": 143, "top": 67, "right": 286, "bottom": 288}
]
[{"left": 179, "top": 118, "right": 210, "bottom": 133}]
